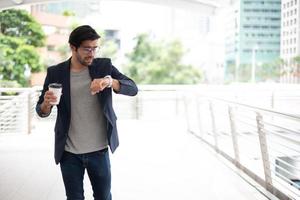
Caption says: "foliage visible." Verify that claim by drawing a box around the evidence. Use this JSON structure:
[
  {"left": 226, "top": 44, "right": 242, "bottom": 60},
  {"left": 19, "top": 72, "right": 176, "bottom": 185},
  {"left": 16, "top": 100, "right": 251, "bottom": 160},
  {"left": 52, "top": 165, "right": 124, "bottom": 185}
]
[
  {"left": 0, "top": 35, "right": 43, "bottom": 86},
  {"left": 62, "top": 10, "right": 75, "bottom": 17},
  {"left": 256, "top": 58, "right": 281, "bottom": 82},
  {"left": 124, "top": 33, "right": 202, "bottom": 84},
  {"left": 294, "top": 56, "right": 300, "bottom": 64},
  {"left": 226, "top": 58, "right": 282, "bottom": 83},
  {"left": 0, "top": 9, "right": 45, "bottom": 47},
  {"left": 99, "top": 39, "right": 119, "bottom": 62},
  {"left": 0, "top": 9, "right": 45, "bottom": 86},
  {"left": 0, "top": 80, "right": 21, "bottom": 87}
]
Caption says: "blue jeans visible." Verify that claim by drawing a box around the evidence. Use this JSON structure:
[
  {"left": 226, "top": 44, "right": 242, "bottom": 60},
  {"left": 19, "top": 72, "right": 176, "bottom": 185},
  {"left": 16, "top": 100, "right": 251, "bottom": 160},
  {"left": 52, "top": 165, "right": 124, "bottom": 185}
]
[{"left": 60, "top": 149, "right": 112, "bottom": 200}]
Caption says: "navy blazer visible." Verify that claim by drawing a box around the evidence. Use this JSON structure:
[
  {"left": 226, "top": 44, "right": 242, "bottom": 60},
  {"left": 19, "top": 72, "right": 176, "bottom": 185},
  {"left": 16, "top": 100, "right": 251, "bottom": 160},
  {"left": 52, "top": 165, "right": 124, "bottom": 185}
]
[{"left": 36, "top": 58, "right": 138, "bottom": 164}]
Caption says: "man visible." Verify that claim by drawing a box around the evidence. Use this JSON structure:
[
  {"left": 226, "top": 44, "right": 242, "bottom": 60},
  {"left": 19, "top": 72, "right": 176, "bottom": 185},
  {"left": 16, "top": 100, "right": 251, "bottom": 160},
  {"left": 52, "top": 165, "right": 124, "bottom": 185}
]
[{"left": 36, "top": 25, "right": 138, "bottom": 200}]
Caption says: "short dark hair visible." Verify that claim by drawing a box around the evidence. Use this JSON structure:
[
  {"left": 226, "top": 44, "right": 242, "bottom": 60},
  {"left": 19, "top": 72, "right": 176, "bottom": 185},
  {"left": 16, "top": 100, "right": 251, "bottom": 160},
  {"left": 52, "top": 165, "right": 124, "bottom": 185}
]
[{"left": 68, "top": 25, "right": 100, "bottom": 48}]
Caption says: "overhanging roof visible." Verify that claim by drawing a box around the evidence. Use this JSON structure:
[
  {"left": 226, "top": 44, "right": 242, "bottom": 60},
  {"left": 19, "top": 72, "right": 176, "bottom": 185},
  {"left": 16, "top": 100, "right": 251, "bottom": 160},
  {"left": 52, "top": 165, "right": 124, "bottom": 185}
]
[{"left": 0, "top": 0, "right": 224, "bottom": 15}]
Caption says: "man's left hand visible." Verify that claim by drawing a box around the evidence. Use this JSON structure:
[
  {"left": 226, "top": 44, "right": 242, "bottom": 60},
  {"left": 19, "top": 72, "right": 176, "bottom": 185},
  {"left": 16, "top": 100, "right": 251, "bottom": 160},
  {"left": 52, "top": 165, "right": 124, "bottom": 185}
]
[{"left": 90, "top": 78, "right": 110, "bottom": 95}]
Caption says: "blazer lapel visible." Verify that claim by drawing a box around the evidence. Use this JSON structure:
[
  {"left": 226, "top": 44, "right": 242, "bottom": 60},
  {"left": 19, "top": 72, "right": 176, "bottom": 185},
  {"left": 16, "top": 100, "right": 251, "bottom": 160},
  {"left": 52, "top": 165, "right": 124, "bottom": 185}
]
[
  {"left": 88, "top": 61, "right": 107, "bottom": 110},
  {"left": 61, "top": 59, "right": 71, "bottom": 116}
]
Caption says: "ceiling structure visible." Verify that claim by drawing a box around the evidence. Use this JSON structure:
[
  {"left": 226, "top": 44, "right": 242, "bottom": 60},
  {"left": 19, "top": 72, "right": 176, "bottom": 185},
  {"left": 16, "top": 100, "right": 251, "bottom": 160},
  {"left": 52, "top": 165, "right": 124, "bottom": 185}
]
[{"left": 0, "top": 0, "right": 230, "bottom": 15}]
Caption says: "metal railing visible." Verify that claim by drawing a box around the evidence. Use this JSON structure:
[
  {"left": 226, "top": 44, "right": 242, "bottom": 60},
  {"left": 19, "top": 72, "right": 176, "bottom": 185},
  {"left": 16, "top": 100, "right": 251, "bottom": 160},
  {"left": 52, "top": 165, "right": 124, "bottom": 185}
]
[
  {"left": 0, "top": 88, "right": 38, "bottom": 134},
  {"left": 1, "top": 85, "right": 300, "bottom": 200},
  {"left": 184, "top": 91, "right": 300, "bottom": 200},
  {"left": 0, "top": 85, "right": 185, "bottom": 134}
]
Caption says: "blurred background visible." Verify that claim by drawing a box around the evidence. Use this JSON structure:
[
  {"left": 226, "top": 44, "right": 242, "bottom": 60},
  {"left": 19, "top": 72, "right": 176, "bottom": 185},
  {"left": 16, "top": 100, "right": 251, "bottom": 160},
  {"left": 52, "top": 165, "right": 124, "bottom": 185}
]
[{"left": 1, "top": 0, "right": 300, "bottom": 200}]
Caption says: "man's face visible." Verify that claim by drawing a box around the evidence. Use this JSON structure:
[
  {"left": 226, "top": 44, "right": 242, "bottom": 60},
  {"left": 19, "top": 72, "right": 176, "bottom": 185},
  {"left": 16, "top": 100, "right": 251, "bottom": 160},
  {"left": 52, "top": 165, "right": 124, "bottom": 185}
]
[{"left": 73, "top": 39, "right": 99, "bottom": 66}]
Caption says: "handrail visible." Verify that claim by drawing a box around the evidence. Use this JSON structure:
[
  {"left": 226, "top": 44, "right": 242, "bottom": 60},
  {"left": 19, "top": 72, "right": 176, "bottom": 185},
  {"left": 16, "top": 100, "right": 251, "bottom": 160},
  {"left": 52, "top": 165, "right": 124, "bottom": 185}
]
[
  {"left": 185, "top": 92, "right": 300, "bottom": 200},
  {"left": 199, "top": 95, "right": 300, "bottom": 122}
]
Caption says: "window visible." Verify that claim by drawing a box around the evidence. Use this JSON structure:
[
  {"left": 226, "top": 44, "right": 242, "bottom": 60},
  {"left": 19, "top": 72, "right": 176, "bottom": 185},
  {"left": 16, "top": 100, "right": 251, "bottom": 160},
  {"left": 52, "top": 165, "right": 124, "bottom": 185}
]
[{"left": 47, "top": 45, "right": 55, "bottom": 51}]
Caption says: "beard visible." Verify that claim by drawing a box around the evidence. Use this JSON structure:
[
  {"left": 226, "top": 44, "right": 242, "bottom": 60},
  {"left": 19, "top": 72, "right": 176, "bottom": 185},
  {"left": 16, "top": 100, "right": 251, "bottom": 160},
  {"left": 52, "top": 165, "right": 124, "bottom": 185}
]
[{"left": 76, "top": 53, "right": 94, "bottom": 66}]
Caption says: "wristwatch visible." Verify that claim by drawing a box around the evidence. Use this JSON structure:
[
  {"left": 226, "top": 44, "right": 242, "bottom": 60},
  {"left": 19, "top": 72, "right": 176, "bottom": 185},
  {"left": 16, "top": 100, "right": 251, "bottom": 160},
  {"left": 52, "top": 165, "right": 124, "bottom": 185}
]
[{"left": 104, "top": 75, "right": 113, "bottom": 88}]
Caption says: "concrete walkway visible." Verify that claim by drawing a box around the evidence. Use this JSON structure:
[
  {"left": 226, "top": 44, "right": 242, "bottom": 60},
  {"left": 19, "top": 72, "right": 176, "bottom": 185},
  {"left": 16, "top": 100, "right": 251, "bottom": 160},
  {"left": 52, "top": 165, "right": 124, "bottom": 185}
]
[{"left": 0, "top": 118, "right": 272, "bottom": 200}]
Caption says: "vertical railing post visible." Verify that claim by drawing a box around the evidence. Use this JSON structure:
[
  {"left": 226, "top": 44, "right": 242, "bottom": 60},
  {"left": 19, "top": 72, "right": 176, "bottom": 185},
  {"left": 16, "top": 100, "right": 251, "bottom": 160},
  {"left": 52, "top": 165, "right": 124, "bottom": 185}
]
[
  {"left": 135, "top": 94, "right": 139, "bottom": 119},
  {"left": 175, "top": 92, "right": 178, "bottom": 116},
  {"left": 209, "top": 101, "right": 218, "bottom": 150},
  {"left": 196, "top": 96, "right": 204, "bottom": 138},
  {"left": 228, "top": 106, "right": 240, "bottom": 165},
  {"left": 271, "top": 91, "right": 275, "bottom": 109},
  {"left": 184, "top": 95, "right": 191, "bottom": 132},
  {"left": 27, "top": 90, "right": 32, "bottom": 134},
  {"left": 256, "top": 112, "right": 273, "bottom": 190}
]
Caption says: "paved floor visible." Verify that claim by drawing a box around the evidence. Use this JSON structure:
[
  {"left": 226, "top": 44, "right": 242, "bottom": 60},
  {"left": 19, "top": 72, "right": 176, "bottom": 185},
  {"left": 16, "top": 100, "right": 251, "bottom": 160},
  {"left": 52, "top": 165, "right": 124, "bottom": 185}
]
[{"left": 0, "top": 118, "right": 273, "bottom": 200}]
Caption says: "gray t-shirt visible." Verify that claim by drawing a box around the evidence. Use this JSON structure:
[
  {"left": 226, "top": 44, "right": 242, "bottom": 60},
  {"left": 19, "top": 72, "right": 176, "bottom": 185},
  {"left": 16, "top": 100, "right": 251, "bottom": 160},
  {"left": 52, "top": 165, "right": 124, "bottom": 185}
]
[{"left": 65, "top": 67, "right": 108, "bottom": 154}]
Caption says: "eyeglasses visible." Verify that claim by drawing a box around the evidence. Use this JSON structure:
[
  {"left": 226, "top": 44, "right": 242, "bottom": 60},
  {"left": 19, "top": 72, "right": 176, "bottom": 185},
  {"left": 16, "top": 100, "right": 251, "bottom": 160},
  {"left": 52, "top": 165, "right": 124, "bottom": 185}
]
[{"left": 79, "top": 46, "right": 99, "bottom": 54}]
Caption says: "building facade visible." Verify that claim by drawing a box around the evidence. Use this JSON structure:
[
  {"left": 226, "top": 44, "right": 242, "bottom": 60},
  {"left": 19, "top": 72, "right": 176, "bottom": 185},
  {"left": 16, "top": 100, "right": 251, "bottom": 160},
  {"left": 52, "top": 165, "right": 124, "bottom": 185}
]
[
  {"left": 280, "top": 0, "right": 300, "bottom": 83},
  {"left": 225, "top": 0, "right": 281, "bottom": 82}
]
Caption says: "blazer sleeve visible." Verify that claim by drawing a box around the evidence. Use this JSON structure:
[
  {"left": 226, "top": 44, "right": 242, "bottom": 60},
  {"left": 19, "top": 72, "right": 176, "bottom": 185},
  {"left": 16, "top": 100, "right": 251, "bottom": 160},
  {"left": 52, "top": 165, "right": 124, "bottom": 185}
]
[
  {"left": 35, "top": 67, "right": 53, "bottom": 117},
  {"left": 111, "top": 65, "right": 138, "bottom": 96}
]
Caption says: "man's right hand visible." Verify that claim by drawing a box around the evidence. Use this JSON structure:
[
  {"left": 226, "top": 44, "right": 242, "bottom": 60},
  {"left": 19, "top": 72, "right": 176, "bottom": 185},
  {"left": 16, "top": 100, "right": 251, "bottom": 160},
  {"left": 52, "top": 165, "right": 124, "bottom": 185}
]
[{"left": 41, "top": 90, "right": 57, "bottom": 114}]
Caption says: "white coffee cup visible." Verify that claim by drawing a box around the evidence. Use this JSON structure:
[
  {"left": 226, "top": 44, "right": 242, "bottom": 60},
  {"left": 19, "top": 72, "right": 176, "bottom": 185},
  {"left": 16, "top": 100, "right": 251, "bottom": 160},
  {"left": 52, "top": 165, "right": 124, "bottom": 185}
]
[{"left": 48, "top": 83, "right": 62, "bottom": 105}]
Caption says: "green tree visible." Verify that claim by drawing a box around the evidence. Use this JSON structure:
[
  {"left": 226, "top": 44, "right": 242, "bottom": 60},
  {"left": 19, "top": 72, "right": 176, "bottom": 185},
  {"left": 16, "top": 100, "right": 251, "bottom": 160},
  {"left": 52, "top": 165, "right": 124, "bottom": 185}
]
[
  {"left": 293, "top": 56, "right": 300, "bottom": 77},
  {"left": 124, "top": 33, "right": 202, "bottom": 84},
  {"left": 256, "top": 58, "right": 281, "bottom": 82},
  {"left": 0, "top": 9, "right": 45, "bottom": 86},
  {"left": 0, "top": 36, "right": 43, "bottom": 86},
  {"left": 0, "top": 9, "right": 45, "bottom": 47}
]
